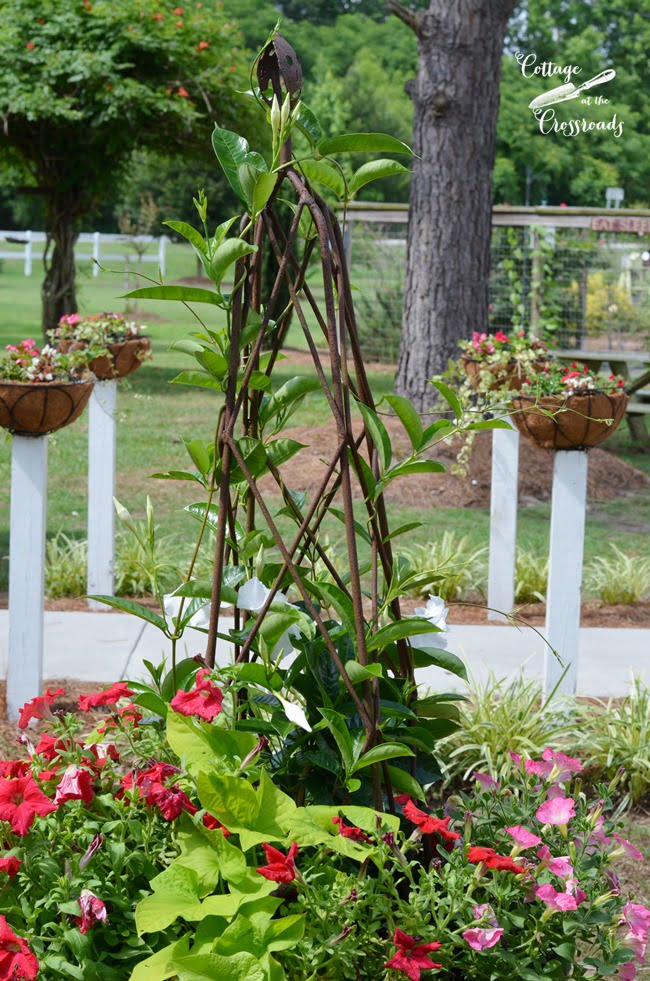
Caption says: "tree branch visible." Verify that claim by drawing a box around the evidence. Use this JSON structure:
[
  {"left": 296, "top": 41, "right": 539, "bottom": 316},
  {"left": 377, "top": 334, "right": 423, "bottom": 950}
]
[{"left": 387, "top": 0, "right": 422, "bottom": 34}]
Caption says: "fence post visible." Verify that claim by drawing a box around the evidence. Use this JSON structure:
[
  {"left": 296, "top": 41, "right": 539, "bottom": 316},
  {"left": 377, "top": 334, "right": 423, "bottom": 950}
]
[
  {"left": 6, "top": 436, "right": 48, "bottom": 719},
  {"left": 24, "top": 230, "right": 32, "bottom": 277},
  {"left": 544, "top": 450, "right": 588, "bottom": 695},
  {"left": 87, "top": 380, "right": 117, "bottom": 608},
  {"left": 158, "top": 235, "right": 167, "bottom": 278},
  {"left": 487, "top": 420, "right": 519, "bottom": 620},
  {"left": 92, "top": 231, "right": 101, "bottom": 277}
]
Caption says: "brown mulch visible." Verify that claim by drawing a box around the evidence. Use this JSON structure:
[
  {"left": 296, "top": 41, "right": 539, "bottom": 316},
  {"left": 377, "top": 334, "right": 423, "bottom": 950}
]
[{"left": 257, "top": 416, "right": 649, "bottom": 510}]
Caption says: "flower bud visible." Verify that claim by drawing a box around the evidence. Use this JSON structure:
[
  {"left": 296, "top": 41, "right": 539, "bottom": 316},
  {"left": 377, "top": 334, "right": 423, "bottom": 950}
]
[{"left": 270, "top": 95, "right": 281, "bottom": 138}]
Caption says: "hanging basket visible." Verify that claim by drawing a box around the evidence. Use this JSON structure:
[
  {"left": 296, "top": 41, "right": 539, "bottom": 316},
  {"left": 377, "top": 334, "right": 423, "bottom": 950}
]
[
  {"left": 0, "top": 379, "right": 94, "bottom": 437},
  {"left": 510, "top": 390, "right": 629, "bottom": 450},
  {"left": 58, "top": 336, "right": 150, "bottom": 380},
  {"left": 461, "top": 355, "right": 547, "bottom": 392}
]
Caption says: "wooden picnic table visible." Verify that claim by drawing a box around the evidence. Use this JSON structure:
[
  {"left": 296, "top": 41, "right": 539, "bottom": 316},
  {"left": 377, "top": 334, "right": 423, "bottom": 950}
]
[{"left": 552, "top": 348, "right": 650, "bottom": 445}]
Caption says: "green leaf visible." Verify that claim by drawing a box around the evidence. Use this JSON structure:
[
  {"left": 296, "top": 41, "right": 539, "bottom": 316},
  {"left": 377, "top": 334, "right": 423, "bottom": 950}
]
[
  {"left": 247, "top": 370, "right": 272, "bottom": 392},
  {"left": 167, "top": 713, "right": 258, "bottom": 775},
  {"left": 467, "top": 418, "right": 513, "bottom": 431},
  {"left": 348, "top": 159, "right": 410, "bottom": 196},
  {"left": 297, "top": 159, "right": 345, "bottom": 199},
  {"left": 386, "top": 764, "right": 425, "bottom": 801},
  {"left": 348, "top": 448, "right": 376, "bottom": 500},
  {"left": 163, "top": 221, "right": 207, "bottom": 255},
  {"left": 170, "top": 370, "right": 223, "bottom": 391},
  {"left": 430, "top": 379, "right": 462, "bottom": 420},
  {"left": 174, "top": 950, "right": 265, "bottom": 981},
  {"left": 130, "top": 939, "right": 193, "bottom": 981},
  {"left": 183, "top": 437, "right": 211, "bottom": 476},
  {"left": 197, "top": 770, "right": 295, "bottom": 851},
  {"left": 366, "top": 617, "right": 441, "bottom": 653},
  {"left": 211, "top": 238, "right": 258, "bottom": 290},
  {"left": 383, "top": 521, "right": 423, "bottom": 543},
  {"left": 382, "top": 394, "right": 422, "bottom": 449},
  {"left": 238, "top": 165, "right": 276, "bottom": 218},
  {"left": 409, "top": 646, "right": 467, "bottom": 680},
  {"left": 357, "top": 402, "right": 391, "bottom": 470},
  {"left": 86, "top": 595, "right": 168, "bottom": 632},
  {"left": 122, "top": 285, "right": 221, "bottom": 306},
  {"left": 317, "top": 133, "right": 413, "bottom": 156},
  {"left": 135, "top": 865, "right": 203, "bottom": 934},
  {"left": 311, "top": 581, "right": 357, "bottom": 642},
  {"left": 344, "top": 661, "right": 383, "bottom": 684},
  {"left": 294, "top": 103, "right": 322, "bottom": 145},
  {"left": 211, "top": 125, "right": 253, "bottom": 203},
  {"left": 415, "top": 697, "right": 461, "bottom": 721},
  {"left": 151, "top": 468, "right": 206, "bottom": 483},
  {"left": 195, "top": 349, "right": 228, "bottom": 379},
  {"left": 265, "top": 438, "right": 305, "bottom": 469},
  {"left": 376, "top": 459, "right": 445, "bottom": 497},
  {"left": 353, "top": 743, "right": 414, "bottom": 772},
  {"left": 318, "top": 708, "right": 354, "bottom": 772},
  {"left": 420, "top": 419, "right": 455, "bottom": 445},
  {"left": 329, "top": 506, "right": 372, "bottom": 546}
]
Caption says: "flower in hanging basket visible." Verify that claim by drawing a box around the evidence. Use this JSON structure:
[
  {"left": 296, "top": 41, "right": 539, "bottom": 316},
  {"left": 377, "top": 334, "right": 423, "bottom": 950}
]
[
  {"left": 457, "top": 330, "right": 549, "bottom": 393},
  {"left": 510, "top": 361, "right": 629, "bottom": 450},
  {"left": 52, "top": 311, "right": 152, "bottom": 380},
  {"left": 0, "top": 340, "right": 94, "bottom": 436}
]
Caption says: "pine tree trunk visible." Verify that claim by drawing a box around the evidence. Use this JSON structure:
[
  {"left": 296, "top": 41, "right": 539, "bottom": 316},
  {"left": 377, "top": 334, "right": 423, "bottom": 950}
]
[
  {"left": 389, "top": 0, "right": 517, "bottom": 411},
  {"left": 41, "top": 203, "right": 79, "bottom": 338}
]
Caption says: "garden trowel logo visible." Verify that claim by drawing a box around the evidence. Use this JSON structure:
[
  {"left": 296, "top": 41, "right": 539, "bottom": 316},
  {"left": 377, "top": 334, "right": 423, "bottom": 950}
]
[{"left": 515, "top": 53, "right": 624, "bottom": 139}]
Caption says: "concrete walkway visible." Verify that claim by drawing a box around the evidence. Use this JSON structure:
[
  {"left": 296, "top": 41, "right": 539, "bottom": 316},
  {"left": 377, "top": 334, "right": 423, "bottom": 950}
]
[{"left": 0, "top": 611, "right": 647, "bottom": 697}]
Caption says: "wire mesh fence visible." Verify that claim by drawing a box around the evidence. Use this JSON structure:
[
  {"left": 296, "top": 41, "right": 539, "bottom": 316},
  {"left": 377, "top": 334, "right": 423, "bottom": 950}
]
[{"left": 341, "top": 210, "right": 650, "bottom": 362}]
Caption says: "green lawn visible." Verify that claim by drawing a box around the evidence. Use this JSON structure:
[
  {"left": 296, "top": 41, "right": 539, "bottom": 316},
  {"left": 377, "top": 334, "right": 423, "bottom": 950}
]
[{"left": 0, "top": 245, "right": 648, "bottom": 595}]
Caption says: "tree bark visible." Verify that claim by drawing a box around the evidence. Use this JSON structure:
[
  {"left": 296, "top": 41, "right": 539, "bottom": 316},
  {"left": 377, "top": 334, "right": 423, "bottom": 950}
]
[
  {"left": 391, "top": 0, "right": 517, "bottom": 411},
  {"left": 41, "top": 199, "right": 79, "bottom": 337}
]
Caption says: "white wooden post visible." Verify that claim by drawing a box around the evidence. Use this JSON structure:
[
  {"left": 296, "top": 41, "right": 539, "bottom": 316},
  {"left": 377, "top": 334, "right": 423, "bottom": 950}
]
[
  {"left": 158, "top": 235, "right": 167, "bottom": 278},
  {"left": 92, "top": 231, "right": 101, "bottom": 277},
  {"left": 87, "top": 380, "right": 117, "bottom": 608},
  {"left": 544, "top": 450, "right": 588, "bottom": 695},
  {"left": 487, "top": 420, "right": 519, "bottom": 621},
  {"left": 6, "top": 436, "right": 48, "bottom": 719},
  {"left": 24, "top": 230, "right": 32, "bottom": 277}
]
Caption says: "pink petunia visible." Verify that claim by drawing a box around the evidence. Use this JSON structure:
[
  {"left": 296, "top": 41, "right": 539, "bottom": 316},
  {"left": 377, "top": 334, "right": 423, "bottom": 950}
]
[
  {"left": 612, "top": 834, "right": 643, "bottom": 861},
  {"left": 504, "top": 825, "right": 542, "bottom": 850},
  {"left": 536, "top": 796, "right": 575, "bottom": 826},
  {"left": 535, "top": 883, "right": 578, "bottom": 913},
  {"left": 76, "top": 890, "right": 108, "bottom": 933},
  {"left": 54, "top": 765, "right": 94, "bottom": 806},
  {"left": 536, "top": 845, "right": 574, "bottom": 879},
  {"left": 621, "top": 902, "right": 650, "bottom": 941},
  {"left": 462, "top": 927, "right": 504, "bottom": 951},
  {"left": 474, "top": 772, "right": 499, "bottom": 791}
]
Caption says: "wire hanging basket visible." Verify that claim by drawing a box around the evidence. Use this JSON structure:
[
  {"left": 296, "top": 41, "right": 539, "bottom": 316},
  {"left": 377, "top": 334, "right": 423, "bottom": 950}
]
[{"left": 510, "top": 389, "right": 629, "bottom": 450}]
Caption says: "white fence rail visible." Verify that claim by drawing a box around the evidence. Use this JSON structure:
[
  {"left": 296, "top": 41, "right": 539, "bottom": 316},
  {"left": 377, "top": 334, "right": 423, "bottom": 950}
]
[{"left": 0, "top": 231, "right": 168, "bottom": 278}]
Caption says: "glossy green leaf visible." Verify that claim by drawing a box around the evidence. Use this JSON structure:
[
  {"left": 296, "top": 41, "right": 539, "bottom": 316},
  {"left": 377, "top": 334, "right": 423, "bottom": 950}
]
[
  {"left": 467, "top": 418, "right": 513, "bottom": 430},
  {"left": 383, "top": 394, "right": 422, "bottom": 449},
  {"left": 166, "top": 712, "right": 258, "bottom": 775},
  {"left": 357, "top": 402, "right": 391, "bottom": 471},
  {"left": 163, "top": 221, "right": 207, "bottom": 254},
  {"left": 317, "top": 133, "right": 413, "bottom": 156},
  {"left": 211, "top": 125, "right": 253, "bottom": 203},
  {"left": 151, "top": 468, "right": 206, "bottom": 483},
  {"left": 348, "top": 448, "right": 376, "bottom": 500},
  {"left": 294, "top": 102, "right": 322, "bottom": 145},
  {"left": 318, "top": 708, "right": 354, "bottom": 772},
  {"left": 311, "top": 580, "right": 357, "bottom": 642},
  {"left": 409, "top": 646, "right": 467, "bottom": 679},
  {"left": 344, "top": 660, "right": 383, "bottom": 684},
  {"left": 366, "top": 617, "right": 440, "bottom": 652},
  {"left": 348, "top": 159, "right": 410, "bottom": 196},
  {"left": 420, "top": 418, "right": 455, "bottom": 445},
  {"left": 297, "top": 159, "right": 345, "bottom": 199},
  {"left": 211, "top": 238, "right": 258, "bottom": 290},
  {"left": 122, "top": 938, "right": 193, "bottom": 981},
  {"left": 386, "top": 764, "right": 425, "bottom": 801},
  {"left": 247, "top": 370, "right": 272, "bottom": 392},
  {"left": 382, "top": 521, "right": 423, "bottom": 543},
  {"left": 122, "top": 285, "right": 221, "bottom": 306},
  {"left": 170, "top": 369, "right": 223, "bottom": 392},
  {"left": 431, "top": 379, "right": 462, "bottom": 420},
  {"left": 135, "top": 865, "right": 203, "bottom": 934},
  {"left": 197, "top": 770, "right": 295, "bottom": 851},
  {"left": 416, "top": 697, "right": 461, "bottom": 721},
  {"left": 265, "top": 438, "right": 305, "bottom": 469},
  {"left": 353, "top": 743, "right": 414, "bottom": 772},
  {"left": 183, "top": 438, "right": 211, "bottom": 475},
  {"left": 86, "top": 595, "right": 168, "bottom": 632}
]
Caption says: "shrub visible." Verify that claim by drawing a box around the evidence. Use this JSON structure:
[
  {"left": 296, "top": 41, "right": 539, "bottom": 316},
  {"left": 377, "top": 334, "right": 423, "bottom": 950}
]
[
  {"left": 576, "top": 677, "right": 650, "bottom": 808},
  {"left": 437, "top": 673, "right": 576, "bottom": 786},
  {"left": 514, "top": 547, "right": 548, "bottom": 604},
  {"left": 401, "top": 532, "right": 487, "bottom": 601},
  {"left": 584, "top": 544, "right": 650, "bottom": 605},
  {"left": 45, "top": 532, "right": 88, "bottom": 598}
]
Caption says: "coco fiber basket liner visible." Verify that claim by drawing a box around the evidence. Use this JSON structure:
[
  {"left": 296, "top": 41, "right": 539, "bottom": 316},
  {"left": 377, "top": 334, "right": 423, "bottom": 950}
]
[
  {"left": 59, "top": 336, "right": 150, "bottom": 380},
  {"left": 0, "top": 379, "right": 94, "bottom": 436},
  {"left": 510, "top": 390, "right": 629, "bottom": 450}
]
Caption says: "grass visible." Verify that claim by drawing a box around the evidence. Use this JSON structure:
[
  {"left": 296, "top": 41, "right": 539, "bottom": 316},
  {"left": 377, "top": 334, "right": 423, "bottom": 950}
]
[{"left": 0, "top": 246, "right": 648, "bottom": 594}]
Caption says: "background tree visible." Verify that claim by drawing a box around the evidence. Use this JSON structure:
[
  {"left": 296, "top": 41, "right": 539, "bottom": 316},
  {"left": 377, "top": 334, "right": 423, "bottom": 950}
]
[
  {"left": 0, "top": 0, "right": 248, "bottom": 334},
  {"left": 390, "top": 0, "right": 518, "bottom": 411}
]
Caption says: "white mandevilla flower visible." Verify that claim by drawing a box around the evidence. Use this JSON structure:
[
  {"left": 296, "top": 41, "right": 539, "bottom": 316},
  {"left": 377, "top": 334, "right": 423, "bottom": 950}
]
[
  {"left": 410, "top": 594, "right": 449, "bottom": 651},
  {"left": 237, "top": 577, "right": 300, "bottom": 661}
]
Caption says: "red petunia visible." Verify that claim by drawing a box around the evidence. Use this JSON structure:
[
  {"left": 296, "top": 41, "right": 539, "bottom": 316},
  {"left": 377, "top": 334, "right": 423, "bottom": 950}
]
[
  {"left": 25, "top": 41, "right": 36, "bottom": 50},
  {"left": 78, "top": 682, "right": 134, "bottom": 712},
  {"left": 18, "top": 688, "right": 65, "bottom": 728},
  {"left": 197, "top": 40, "right": 209, "bottom": 51},
  {"left": 0, "top": 761, "right": 30, "bottom": 779},
  {"left": 0, "top": 856, "right": 21, "bottom": 877},
  {"left": 150, "top": 785, "right": 197, "bottom": 821},
  {"left": 33, "top": 733, "right": 69, "bottom": 761},
  {"left": 385, "top": 928, "right": 443, "bottom": 980},
  {"left": 467, "top": 846, "right": 525, "bottom": 874},
  {"left": 403, "top": 801, "right": 461, "bottom": 843},
  {"left": 257, "top": 842, "right": 298, "bottom": 884},
  {"left": 332, "top": 816, "right": 371, "bottom": 844},
  {"left": 0, "top": 915, "right": 38, "bottom": 979},
  {"left": 75, "top": 890, "right": 108, "bottom": 934},
  {"left": 0, "top": 775, "right": 57, "bottom": 836},
  {"left": 177, "top": 86, "right": 189, "bottom": 98},
  {"left": 54, "top": 765, "right": 94, "bottom": 806},
  {"left": 202, "top": 813, "right": 230, "bottom": 836},
  {"left": 170, "top": 670, "right": 223, "bottom": 722},
  {"left": 97, "top": 702, "right": 142, "bottom": 734}
]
